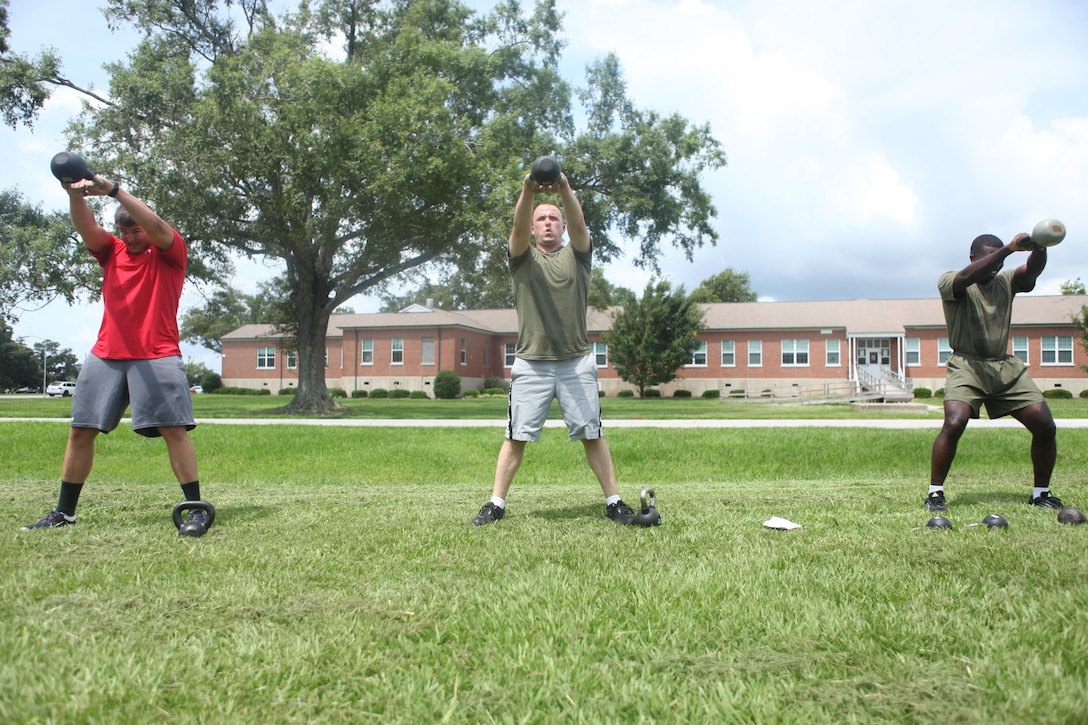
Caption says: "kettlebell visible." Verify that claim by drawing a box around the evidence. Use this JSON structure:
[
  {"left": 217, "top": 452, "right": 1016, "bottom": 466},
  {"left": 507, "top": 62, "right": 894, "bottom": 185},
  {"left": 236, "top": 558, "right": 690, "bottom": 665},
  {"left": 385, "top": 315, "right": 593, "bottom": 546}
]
[
  {"left": 633, "top": 487, "right": 661, "bottom": 527},
  {"left": 530, "top": 155, "right": 561, "bottom": 185},
  {"left": 172, "top": 500, "right": 216, "bottom": 538},
  {"left": 50, "top": 151, "right": 95, "bottom": 184}
]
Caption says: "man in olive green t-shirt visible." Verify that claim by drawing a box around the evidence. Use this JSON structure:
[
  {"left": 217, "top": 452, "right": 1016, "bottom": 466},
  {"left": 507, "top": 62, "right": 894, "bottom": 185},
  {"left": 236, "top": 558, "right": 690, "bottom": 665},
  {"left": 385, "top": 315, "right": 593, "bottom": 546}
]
[
  {"left": 925, "top": 232, "right": 1067, "bottom": 513},
  {"left": 471, "top": 171, "right": 635, "bottom": 526}
]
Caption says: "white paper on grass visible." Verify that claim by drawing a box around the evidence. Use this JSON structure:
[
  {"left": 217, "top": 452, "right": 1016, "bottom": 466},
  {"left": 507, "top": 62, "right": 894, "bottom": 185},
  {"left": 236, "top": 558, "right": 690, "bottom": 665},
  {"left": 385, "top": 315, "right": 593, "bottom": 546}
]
[{"left": 763, "top": 516, "right": 801, "bottom": 530}]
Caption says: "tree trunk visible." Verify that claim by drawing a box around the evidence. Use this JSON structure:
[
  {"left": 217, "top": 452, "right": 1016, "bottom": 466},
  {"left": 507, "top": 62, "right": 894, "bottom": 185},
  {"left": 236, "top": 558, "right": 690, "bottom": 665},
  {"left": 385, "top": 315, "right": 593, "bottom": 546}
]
[{"left": 281, "top": 274, "right": 342, "bottom": 414}]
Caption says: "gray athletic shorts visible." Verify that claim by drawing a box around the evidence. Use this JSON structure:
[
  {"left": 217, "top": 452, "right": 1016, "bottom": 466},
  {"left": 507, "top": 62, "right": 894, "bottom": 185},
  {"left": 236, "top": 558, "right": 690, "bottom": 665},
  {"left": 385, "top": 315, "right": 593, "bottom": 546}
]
[
  {"left": 506, "top": 354, "right": 603, "bottom": 442},
  {"left": 71, "top": 354, "right": 196, "bottom": 438},
  {"left": 944, "top": 353, "right": 1045, "bottom": 419}
]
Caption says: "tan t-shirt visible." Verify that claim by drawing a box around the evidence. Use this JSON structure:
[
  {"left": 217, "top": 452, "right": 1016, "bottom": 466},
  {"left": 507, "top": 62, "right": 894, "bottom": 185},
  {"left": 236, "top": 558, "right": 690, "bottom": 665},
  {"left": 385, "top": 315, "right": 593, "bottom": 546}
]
[
  {"left": 509, "top": 243, "right": 592, "bottom": 361},
  {"left": 938, "top": 268, "right": 1016, "bottom": 359}
]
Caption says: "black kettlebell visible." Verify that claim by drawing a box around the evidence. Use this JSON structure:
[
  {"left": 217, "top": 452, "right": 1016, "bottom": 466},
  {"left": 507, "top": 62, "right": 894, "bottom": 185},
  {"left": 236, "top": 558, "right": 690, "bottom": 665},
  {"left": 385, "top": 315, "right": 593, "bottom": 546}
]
[
  {"left": 50, "top": 151, "right": 96, "bottom": 184},
  {"left": 172, "top": 500, "right": 216, "bottom": 538},
  {"left": 633, "top": 487, "right": 661, "bottom": 527},
  {"left": 530, "top": 155, "right": 561, "bottom": 185}
]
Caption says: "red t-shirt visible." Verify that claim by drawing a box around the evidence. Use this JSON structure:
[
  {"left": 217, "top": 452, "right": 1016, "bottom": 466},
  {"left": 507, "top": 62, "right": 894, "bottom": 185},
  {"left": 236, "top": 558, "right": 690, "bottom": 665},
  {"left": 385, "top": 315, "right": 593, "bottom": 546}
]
[{"left": 89, "top": 229, "right": 187, "bottom": 360}]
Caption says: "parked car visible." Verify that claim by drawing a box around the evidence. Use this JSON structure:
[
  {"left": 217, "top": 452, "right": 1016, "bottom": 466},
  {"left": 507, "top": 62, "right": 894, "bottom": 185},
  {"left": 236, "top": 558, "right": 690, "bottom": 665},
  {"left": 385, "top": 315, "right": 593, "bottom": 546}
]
[
  {"left": 46, "top": 381, "right": 77, "bottom": 397},
  {"left": 189, "top": 385, "right": 203, "bottom": 394}
]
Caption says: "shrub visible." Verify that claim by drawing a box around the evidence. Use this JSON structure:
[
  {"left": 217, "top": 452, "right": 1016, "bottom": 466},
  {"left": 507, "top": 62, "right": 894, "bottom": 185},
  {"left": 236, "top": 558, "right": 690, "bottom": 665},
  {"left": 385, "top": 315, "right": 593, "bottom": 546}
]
[
  {"left": 617, "top": 389, "right": 634, "bottom": 398},
  {"left": 672, "top": 389, "right": 692, "bottom": 398},
  {"left": 598, "top": 389, "right": 606, "bottom": 398},
  {"left": 433, "top": 370, "right": 461, "bottom": 399},
  {"left": 913, "top": 387, "right": 932, "bottom": 399},
  {"left": 409, "top": 390, "right": 429, "bottom": 399},
  {"left": 701, "top": 389, "right": 721, "bottom": 399},
  {"left": 370, "top": 388, "right": 389, "bottom": 399},
  {"left": 351, "top": 389, "right": 368, "bottom": 398},
  {"left": 483, "top": 375, "right": 507, "bottom": 391},
  {"left": 463, "top": 389, "right": 480, "bottom": 398},
  {"left": 1044, "top": 388, "right": 1073, "bottom": 399},
  {"left": 389, "top": 388, "right": 410, "bottom": 399},
  {"left": 727, "top": 389, "right": 746, "bottom": 398},
  {"left": 211, "top": 386, "right": 271, "bottom": 396},
  {"left": 643, "top": 389, "right": 661, "bottom": 398},
  {"left": 328, "top": 387, "right": 347, "bottom": 399},
  {"left": 199, "top": 371, "right": 223, "bottom": 392},
  {"left": 484, "top": 387, "right": 506, "bottom": 397},
  {"left": 278, "top": 387, "right": 298, "bottom": 396},
  {"left": 934, "top": 388, "right": 945, "bottom": 398},
  {"left": 760, "top": 389, "right": 774, "bottom": 398},
  {"left": 1080, "top": 389, "right": 1088, "bottom": 399}
]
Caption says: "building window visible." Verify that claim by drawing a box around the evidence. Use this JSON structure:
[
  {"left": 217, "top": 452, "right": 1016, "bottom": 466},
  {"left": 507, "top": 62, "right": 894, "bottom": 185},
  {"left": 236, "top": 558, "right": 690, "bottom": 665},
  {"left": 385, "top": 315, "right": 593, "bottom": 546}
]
[
  {"left": 721, "top": 340, "right": 735, "bottom": 367},
  {"left": 360, "top": 338, "right": 374, "bottom": 365},
  {"left": 257, "top": 346, "right": 276, "bottom": 370},
  {"left": 748, "top": 340, "right": 762, "bottom": 367},
  {"left": 286, "top": 350, "right": 298, "bottom": 370},
  {"left": 460, "top": 338, "right": 468, "bottom": 366},
  {"left": 421, "top": 337, "right": 435, "bottom": 366},
  {"left": 1041, "top": 336, "right": 1074, "bottom": 365},
  {"left": 592, "top": 341, "right": 608, "bottom": 367},
  {"left": 505, "top": 342, "right": 516, "bottom": 367},
  {"left": 782, "top": 339, "right": 809, "bottom": 367},
  {"left": 825, "top": 339, "right": 840, "bottom": 367},
  {"left": 1012, "top": 336, "right": 1029, "bottom": 364},
  {"left": 687, "top": 340, "right": 707, "bottom": 367},
  {"left": 905, "top": 338, "right": 920, "bottom": 366},
  {"left": 391, "top": 338, "right": 404, "bottom": 365},
  {"left": 938, "top": 337, "right": 952, "bottom": 366},
  {"left": 482, "top": 343, "right": 488, "bottom": 368}
]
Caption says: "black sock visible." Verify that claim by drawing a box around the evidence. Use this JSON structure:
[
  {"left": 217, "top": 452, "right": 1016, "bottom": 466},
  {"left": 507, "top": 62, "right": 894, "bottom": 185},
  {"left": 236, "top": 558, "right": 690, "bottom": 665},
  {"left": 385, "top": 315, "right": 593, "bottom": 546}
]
[
  {"left": 180, "top": 481, "right": 201, "bottom": 501},
  {"left": 57, "top": 481, "right": 84, "bottom": 517}
]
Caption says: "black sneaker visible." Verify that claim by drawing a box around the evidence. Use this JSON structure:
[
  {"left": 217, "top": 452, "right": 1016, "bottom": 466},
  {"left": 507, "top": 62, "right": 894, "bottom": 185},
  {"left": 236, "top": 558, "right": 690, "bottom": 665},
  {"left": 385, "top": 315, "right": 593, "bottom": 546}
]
[
  {"left": 606, "top": 500, "right": 635, "bottom": 525},
  {"left": 1028, "top": 491, "right": 1065, "bottom": 509},
  {"left": 924, "top": 491, "right": 948, "bottom": 513},
  {"left": 20, "top": 510, "right": 76, "bottom": 530},
  {"left": 472, "top": 502, "right": 505, "bottom": 526}
]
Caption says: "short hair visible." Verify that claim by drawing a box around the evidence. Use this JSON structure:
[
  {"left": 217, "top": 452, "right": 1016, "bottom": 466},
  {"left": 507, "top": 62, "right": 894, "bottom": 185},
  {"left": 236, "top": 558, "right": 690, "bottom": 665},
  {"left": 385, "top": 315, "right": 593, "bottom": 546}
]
[
  {"left": 970, "top": 234, "right": 1002, "bottom": 256},
  {"left": 114, "top": 206, "right": 136, "bottom": 228}
]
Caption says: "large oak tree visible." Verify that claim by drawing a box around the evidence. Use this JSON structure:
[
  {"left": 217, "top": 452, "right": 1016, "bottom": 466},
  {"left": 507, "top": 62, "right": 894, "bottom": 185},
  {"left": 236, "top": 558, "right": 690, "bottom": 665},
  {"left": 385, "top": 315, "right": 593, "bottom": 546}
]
[{"left": 20, "top": 0, "right": 725, "bottom": 412}]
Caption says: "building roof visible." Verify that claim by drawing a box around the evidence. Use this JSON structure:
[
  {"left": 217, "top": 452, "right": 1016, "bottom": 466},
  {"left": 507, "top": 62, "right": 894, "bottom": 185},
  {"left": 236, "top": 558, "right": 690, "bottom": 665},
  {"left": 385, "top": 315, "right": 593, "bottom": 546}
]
[{"left": 220, "top": 294, "right": 1088, "bottom": 341}]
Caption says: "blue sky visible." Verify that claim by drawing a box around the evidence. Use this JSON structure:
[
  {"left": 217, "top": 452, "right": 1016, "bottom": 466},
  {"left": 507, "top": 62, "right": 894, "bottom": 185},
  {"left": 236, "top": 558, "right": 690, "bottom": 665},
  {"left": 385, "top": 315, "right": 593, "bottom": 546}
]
[{"left": 5, "top": 0, "right": 1088, "bottom": 372}]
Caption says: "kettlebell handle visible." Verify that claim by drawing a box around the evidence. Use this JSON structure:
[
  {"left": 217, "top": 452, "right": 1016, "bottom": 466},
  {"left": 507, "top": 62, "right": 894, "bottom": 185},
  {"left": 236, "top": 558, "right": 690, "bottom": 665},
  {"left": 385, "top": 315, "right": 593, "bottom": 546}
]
[
  {"left": 172, "top": 500, "right": 216, "bottom": 529},
  {"left": 639, "top": 487, "right": 656, "bottom": 511}
]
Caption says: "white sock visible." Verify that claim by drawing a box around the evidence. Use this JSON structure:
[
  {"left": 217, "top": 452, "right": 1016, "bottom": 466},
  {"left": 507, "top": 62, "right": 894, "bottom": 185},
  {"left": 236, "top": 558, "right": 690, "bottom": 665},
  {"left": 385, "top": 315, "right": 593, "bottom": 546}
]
[
  {"left": 605, "top": 494, "right": 621, "bottom": 506},
  {"left": 928, "top": 486, "right": 943, "bottom": 495},
  {"left": 1033, "top": 487, "right": 1048, "bottom": 499},
  {"left": 489, "top": 496, "right": 506, "bottom": 509}
]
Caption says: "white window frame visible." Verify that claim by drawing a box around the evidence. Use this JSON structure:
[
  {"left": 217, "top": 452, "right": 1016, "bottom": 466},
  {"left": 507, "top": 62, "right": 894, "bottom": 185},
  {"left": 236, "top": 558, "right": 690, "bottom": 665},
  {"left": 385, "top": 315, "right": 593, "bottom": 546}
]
[
  {"left": 460, "top": 338, "right": 468, "bottom": 366},
  {"left": 782, "top": 339, "right": 809, "bottom": 367},
  {"left": 1011, "top": 336, "right": 1029, "bottom": 364},
  {"left": 905, "top": 337, "right": 920, "bottom": 366},
  {"left": 1041, "top": 335, "right": 1074, "bottom": 366},
  {"left": 592, "top": 341, "right": 608, "bottom": 368},
  {"left": 504, "top": 342, "right": 516, "bottom": 367},
  {"left": 721, "top": 340, "right": 735, "bottom": 368},
  {"left": 938, "top": 337, "right": 952, "bottom": 366},
  {"left": 825, "top": 339, "right": 840, "bottom": 367},
  {"left": 391, "top": 338, "right": 404, "bottom": 365},
  {"left": 360, "top": 338, "right": 374, "bottom": 365},
  {"left": 286, "top": 350, "right": 298, "bottom": 370},
  {"left": 687, "top": 340, "right": 708, "bottom": 367},
  {"left": 257, "top": 346, "right": 276, "bottom": 370},
  {"left": 748, "top": 340, "right": 762, "bottom": 367},
  {"left": 421, "top": 337, "right": 435, "bottom": 366}
]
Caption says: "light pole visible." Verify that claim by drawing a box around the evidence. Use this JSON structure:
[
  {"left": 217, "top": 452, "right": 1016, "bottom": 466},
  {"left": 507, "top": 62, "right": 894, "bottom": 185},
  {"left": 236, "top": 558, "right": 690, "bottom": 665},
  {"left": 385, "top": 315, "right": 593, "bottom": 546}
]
[{"left": 20, "top": 336, "right": 49, "bottom": 398}]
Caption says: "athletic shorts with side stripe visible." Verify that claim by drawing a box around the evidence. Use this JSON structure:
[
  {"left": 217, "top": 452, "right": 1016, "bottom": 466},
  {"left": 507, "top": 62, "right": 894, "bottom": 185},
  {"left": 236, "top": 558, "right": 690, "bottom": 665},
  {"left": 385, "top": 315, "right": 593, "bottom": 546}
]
[
  {"left": 71, "top": 354, "right": 196, "bottom": 438},
  {"left": 943, "top": 352, "right": 1045, "bottom": 419},
  {"left": 506, "top": 354, "right": 603, "bottom": 442}
]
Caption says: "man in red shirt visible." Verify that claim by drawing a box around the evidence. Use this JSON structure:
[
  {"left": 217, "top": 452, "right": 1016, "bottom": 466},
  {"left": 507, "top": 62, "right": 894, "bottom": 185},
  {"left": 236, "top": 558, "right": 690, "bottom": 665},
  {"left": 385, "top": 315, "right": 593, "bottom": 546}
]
[{"left": 21, "top": 171, "right": 209, "bottom": 532}]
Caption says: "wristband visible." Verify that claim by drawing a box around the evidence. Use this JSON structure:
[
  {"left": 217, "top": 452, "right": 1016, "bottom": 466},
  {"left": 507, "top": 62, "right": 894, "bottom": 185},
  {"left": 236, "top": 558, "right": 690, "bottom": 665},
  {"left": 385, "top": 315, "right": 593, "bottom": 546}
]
[{"left": 107, "top": 181, "right": 120, "bottom": 198}]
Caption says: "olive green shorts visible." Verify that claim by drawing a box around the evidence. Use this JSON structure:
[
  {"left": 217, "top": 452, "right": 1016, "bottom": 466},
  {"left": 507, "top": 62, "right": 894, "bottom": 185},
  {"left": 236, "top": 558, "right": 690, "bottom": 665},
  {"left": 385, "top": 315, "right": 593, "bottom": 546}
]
[{"left": 943, "top": 353, "right": 1044, "bottom": 419}]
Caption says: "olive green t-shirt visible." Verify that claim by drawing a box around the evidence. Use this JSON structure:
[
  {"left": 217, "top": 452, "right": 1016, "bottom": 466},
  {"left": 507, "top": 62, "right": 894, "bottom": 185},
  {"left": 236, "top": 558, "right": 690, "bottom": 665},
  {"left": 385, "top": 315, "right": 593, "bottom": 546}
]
[
  {"left": 937, "top": 268, "right": 1016, "bottom": 359},
  {"left": 509, "top": 243, "right": 592, "bottom": 361}
]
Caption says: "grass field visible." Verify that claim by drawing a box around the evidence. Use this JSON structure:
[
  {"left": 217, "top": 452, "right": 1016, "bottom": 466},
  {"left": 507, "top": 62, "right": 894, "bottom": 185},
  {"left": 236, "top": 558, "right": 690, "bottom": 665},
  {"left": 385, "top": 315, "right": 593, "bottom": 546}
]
[{"left": 3, "top": 404, "right": 1088, "bottom": 723}]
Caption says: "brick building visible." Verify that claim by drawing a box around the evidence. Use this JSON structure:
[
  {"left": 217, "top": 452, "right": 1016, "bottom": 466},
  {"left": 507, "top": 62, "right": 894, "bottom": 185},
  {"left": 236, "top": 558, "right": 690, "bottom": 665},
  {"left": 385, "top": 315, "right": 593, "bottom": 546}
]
[{"left": 219, "top": 295, "right": 1088, "bottom": 398}]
